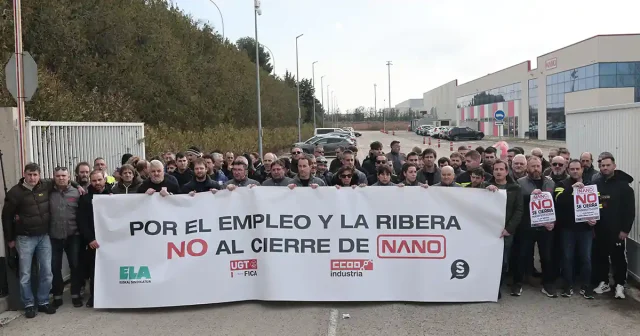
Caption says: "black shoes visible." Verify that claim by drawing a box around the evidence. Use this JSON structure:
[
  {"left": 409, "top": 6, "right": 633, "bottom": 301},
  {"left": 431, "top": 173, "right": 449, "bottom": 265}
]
[
  {"left": 53, "top": 298, "right": 63, "bottom": 307},
  {"left": 37, "top": 304, "right": 57, "bottom": 314},
  {"left": 86, "top": 297, "right": 94, "bottom": 308},
  {"left": 24, "top": 306, "right": 36, "bottom": 318},
  {"left": 72, "top": 297, "right": 84, "bottom": 307}
]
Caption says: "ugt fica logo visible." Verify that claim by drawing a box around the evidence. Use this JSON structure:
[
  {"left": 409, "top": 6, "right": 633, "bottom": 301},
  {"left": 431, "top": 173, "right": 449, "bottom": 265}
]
[
  {"left": 230, "top": 259, "right": 258, "bottom": 278},
  {"left": 119, "top": 266, "right": 152, "bottom": 284}
]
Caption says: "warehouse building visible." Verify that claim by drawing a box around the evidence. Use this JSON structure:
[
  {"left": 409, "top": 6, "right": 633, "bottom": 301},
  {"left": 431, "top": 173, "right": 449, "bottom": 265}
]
[{"left": 412, "top": 34, "right": 640, "bottom": 140}]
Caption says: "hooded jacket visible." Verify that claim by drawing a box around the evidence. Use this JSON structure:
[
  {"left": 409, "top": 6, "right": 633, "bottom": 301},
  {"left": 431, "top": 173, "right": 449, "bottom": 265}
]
[
  {"left": 489, "top": 175, "right": 523, "bottom": 234},
  {"left": 592, "top": 170, "right": 635, "bottom": 235},
  {"left": 111, "top": 176, "right": 143, "bottom": 194},
  {"left": 77, "top": 184, "right": 112, "bottom": 242},
  {"left": 180, "top": 176, "right": 222, "bottom": 194},
  {"left": 554, "top": 177, "right": 593, "bottom": 231}
]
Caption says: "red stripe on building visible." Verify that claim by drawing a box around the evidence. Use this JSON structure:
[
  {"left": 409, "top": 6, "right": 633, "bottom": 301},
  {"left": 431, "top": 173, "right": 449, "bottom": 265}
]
[
  {"left": 480, "top": 121, "right": 485, "bottom": 133},
  {"left": 480, "top": 104, "right": 485, "bottom": 119},
  {"left": 470, "top": 106, "right": 475, "bottom": 119},
  {"left": 460, "top": 108, "right": 464, "bottom": 121},
  {"left": 508, "top": 101, "right": 515, "bottom": 117}
]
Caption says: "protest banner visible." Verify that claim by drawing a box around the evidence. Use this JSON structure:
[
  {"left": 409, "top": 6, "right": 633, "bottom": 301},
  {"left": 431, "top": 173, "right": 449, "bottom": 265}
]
[
  {"left": 529, "top": 192, "right": 556, "bottom": 226},
  {"left": 574, "top": 185, "right": 600, "bottom": 222},
  {"left": 93, "top": 187, "right": 507, "bottom": 309}
]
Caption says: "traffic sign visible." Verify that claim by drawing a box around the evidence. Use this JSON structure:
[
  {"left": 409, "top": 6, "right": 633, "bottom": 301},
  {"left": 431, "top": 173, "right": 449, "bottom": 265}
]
[
  {"left": 494, "top": 110, "right": 505, "bottom": 121},
  {"left": 5, "top": 51, "right": 38, "bottom": 102},
  {"left": 494, "top": 120, "right": 504, "bottom": 126}
]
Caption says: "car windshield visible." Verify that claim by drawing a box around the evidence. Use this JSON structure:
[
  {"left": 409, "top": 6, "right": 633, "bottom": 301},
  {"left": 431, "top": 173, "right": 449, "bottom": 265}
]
[{"left": 316, "top": 129, "right": 335, "bottom": 134}]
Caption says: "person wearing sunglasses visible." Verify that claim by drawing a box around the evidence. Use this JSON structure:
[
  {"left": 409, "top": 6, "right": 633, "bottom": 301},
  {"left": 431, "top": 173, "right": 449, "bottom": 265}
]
[
  {"left": 333, "top": 166, "right": 365, "bottom": 189},
  {"left": 367, "top": 155, "right": 398, "bottom": 185},
  {"left": 544, "top": 156, "right": 568, "bottom": 184},
  {"left": 289, "top": 147, "right": 305, "bottom": 174}
]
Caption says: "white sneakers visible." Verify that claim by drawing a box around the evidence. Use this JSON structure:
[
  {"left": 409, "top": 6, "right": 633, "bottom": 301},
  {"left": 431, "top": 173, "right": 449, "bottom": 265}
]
[
  {"left": 594, "top": 281, "right": 626, "bottom": 299},
  {"left": 614, "top": 284, "right": 626, "bottom": 299},
  {"left": 594, "top": 281, "right": 611, "bottom": 294}
]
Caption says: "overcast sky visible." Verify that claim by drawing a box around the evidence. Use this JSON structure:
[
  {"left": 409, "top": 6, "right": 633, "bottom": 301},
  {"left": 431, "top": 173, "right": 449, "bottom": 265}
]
[{"left": 174, "top": 0, "right": 640, "bottom": 112}]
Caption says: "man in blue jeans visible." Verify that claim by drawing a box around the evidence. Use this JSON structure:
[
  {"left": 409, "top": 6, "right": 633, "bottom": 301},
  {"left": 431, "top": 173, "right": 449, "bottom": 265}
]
[
  {"left": 554, "top": 159, "right": 596, "bottom": 299},
  {"left": 1, "top": 163, "right": 57, "bottom": 318}
]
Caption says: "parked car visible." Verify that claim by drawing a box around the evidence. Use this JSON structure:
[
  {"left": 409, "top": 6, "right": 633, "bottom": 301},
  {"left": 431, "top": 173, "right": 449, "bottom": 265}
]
[
  {"left": 428, "top": 127, "right": 442, "bottom": 137},
  {"left": 446, "top": 127, "right": 484, "bottom": 141},
  {"left": 294, "top": 136, "right": 353, "bottom": 156},
  {"left": 415, "top": 125, "right": 432, "bottom": 135}
]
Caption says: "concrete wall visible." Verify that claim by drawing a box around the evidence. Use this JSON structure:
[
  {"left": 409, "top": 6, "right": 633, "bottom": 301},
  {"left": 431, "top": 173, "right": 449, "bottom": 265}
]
[
  {"left": 422, "top": 80, "right": 457, "bottom": 123},
  {"left": 0, "top": 107, "right": 21, "bottom": 257},
  {"left": 565, "top": 87, "right": 635, "bottom": 112}
]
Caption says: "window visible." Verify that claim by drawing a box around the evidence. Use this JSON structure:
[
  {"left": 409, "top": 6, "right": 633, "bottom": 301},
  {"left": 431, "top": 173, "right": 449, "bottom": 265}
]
[
  {"left": 600, "top": 63, "right": 617, "bottom": 75},
  {"left": 617, "top": 75, "right": 635, "bottom": 87},
  {"left": 600, "top": 75, "right": 616, "bottom": 88},
  {"left": 327, "top": 138, "right": 342, "bottom": 143}
]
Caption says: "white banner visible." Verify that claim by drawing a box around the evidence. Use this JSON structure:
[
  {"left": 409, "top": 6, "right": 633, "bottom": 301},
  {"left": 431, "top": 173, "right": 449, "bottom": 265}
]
[
  {"left": 574, "top": 185, "right": 600, "bottom": 222},
  {"left": 529, "top": 192, "right": 556, "bottom": 227},
  {"left": 93, "top": 187, "right": 506, "bottom": 309}
]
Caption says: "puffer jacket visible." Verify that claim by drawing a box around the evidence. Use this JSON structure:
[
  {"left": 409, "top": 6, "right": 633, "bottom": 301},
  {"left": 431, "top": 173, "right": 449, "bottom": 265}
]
[
  {"left": 111, "top": 176, "right": 143, "bottom": 194},
  {"left": 2, "top": 178, "right": 54, "bottom": 240},
  {"left": 49, "top": 185, "right": 81, "bottom": 239}
]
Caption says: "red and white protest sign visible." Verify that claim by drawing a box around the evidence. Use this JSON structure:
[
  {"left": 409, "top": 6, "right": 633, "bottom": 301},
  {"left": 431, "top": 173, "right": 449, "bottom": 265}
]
[
  {"left": 529, "top": 192, "right": 556, "bottom": 227},
  {"left": 574, "top": 185, "right": 600, "bottom": 222}
]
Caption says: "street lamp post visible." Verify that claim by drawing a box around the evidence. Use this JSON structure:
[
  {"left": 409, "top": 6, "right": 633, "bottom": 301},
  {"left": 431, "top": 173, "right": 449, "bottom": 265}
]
[
  {"left": 374, "top": 83, "right": 377, "bottom": 116},
  {"left": 207, "top": 0, "right": 225, "bottom": 40},
  {"left": 254, "top": 0, "right": 263, "bottom": 158},
  {"left": 321, "top": 75, "right": 325, "bottom": 127},
  {"left": 312, "top": 61, "right": 318, "bottom": 130},
  {"left": 386, "top": 61, "right": 392, "bottom": 132},
  {"left": 327, "top": 84, "right": 330, "bottom": 126},
  {"left": 295, "top": 33, "right": 304, "bottom": 142},
  {"left": 260, "top": 43, "right": 275, "bottom": 75}
]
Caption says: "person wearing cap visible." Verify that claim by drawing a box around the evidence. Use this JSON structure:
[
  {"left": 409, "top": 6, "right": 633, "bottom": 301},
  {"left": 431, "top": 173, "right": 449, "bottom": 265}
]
[
  {"left": 315, "top": 156, "right": 333, "bottom": 186},
  {"left": 185, "top": 146, "right": 201, "bottom": 170},
  {"left": 386, "top": 141, "right": 406, "bottom": 176},
  {"left": 362, "top": 141, "right": 383, "bottom": 176},
  {"left": 591, "top": 153, "right": 636, "bottom": 299}
]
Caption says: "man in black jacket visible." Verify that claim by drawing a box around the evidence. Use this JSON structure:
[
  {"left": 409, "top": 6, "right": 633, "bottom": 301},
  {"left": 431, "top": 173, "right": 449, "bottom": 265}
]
[
  {"left": 77, "top": 169, "right": 112, "bottom": 308},
  {"left": 362, "top": 141, "right": 383, "bottom": 176},
  {"left": 554, "top": 159, "right": 596, "bottom": 299},
  {"left": 591, "top": 155, "right": 635, "bottom": 299},
  {"left": 138, "top": 160, "right": 181, "bottom": 195},
  {"left": 1, "top": 163, "right": 58, "bottom": 317},
  {"left": 181, "top": 158, "right": 222, "bottom": 194}
]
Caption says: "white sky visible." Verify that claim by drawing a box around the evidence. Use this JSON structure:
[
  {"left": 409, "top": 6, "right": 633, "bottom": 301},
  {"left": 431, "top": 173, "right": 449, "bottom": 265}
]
[{"left": 174, "top": 0, "right": 640, "bottom": 112}]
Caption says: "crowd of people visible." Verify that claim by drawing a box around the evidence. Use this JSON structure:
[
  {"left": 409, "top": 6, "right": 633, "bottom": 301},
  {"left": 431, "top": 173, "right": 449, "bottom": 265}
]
[{"left": 0, "top": 139, "right": 635, "bottom": 318}]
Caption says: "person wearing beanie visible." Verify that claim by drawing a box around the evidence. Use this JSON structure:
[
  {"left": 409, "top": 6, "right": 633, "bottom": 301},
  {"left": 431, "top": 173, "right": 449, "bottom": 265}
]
[{"left": 186, "top": 146, "right": 201, "bottom": 170}]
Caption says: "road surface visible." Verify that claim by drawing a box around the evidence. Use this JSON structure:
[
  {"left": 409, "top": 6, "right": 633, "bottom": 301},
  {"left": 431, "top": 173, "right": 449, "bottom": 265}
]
[{"left": 3, "top": 131, "right": 639, "bottom": 336}]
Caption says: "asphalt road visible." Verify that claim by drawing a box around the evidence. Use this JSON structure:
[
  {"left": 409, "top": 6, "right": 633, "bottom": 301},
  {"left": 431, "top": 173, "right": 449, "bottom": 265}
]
[{"left": 3, "top": 132, "right": 639, "bottom": 336}]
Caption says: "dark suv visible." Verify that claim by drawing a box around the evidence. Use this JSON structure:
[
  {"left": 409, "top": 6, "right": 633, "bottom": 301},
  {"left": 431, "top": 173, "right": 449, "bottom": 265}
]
[{"left": 447, "top": 127, "right": 484, "bottom": 141}]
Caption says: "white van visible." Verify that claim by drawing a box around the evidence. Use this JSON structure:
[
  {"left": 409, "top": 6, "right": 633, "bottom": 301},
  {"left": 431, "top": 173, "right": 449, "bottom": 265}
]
[{"left": 314, "top": 128, "right": 342, "bottom": 136}]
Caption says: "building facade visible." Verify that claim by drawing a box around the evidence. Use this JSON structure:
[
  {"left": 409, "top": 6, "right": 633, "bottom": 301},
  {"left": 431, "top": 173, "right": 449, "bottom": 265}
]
[
  {"left": 416, "top": 34, "right": 640, "bottom": 140},
  {"left": 394, "top": 98, "right": 424, "bottom": 113}
]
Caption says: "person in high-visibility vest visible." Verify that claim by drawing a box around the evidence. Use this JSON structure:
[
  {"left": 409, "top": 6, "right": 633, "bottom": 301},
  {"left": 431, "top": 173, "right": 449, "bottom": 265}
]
[{"left": 93, "top": 157, "right": 116, "bottom": 185}]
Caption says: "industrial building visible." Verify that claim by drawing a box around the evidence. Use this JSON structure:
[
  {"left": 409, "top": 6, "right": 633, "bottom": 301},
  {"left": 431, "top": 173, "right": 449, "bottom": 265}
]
[{"left": 400, "top": 34, "right": 640, "bottom": 140}]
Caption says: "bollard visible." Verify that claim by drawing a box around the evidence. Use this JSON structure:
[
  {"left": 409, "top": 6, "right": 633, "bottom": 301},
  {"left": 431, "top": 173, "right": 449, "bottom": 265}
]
[
  {"left": 423, "top": 137, "right": 426, "bottom": 144},
  {"left": 468, "top": 145, "right": 472, "bottom": 150},
  {"left": 428, "top": 137, "right": 431, "bottom": 146},
  {"left": 450, "top": 141, "right": 453, "bottom": 151},
  {"left": 437, "top": 139, "right": 441, "bottom": 148},
  {"left": 392, "top": 130, "right": 395, "bottom": 136}
]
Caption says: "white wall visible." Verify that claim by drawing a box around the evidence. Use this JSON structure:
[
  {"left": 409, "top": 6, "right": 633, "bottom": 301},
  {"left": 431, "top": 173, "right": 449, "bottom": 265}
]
[
  {"left": 565, "top": 87, "right": 635, "bottom": 112},
  {"left": 422, "top": 80, "right": 457, "bottom": 123}
]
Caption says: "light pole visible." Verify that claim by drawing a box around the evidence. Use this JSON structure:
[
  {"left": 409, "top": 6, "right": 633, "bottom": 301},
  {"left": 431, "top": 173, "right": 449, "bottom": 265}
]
[
  {"left": 254, "top": 0, "right": 263, "bottom": 158},
  {"left": 295, "top": 33, "right": 304, "bottom": 142},
  {"left": 385, "top": 61, "right": 392, "bottom": 132},
  {"left": 321, "top": 75, "right": 325, "bottom": 126},
  {"left": 327, "top": 84, "right": 330, "bottom": 125},
  {"left": 374, "top": 83, "right": 377, "bottom": 116},
  {"left": 312, "top": 61, "right": 318, "bottom": 130},
  {"left": 207, "top": 0, "right": 225, "bottom": 40}
]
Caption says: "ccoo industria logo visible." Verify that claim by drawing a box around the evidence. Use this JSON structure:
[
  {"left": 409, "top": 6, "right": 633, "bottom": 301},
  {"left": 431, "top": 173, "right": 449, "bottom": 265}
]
[{"left": 119, "top": 266, "right": 152, "bottom": 284}]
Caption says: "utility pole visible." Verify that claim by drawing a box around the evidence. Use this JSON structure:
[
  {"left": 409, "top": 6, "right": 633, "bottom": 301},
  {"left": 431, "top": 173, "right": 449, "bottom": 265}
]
[
  {"left": 321, "top": 76, "right": 325, "bottom": 127},
  {"left": 374, "top": 83, "right": 377, "bottom": 116},
  {"left": 295, "top": 34, "right": 304, "bottom": 142},
  {"left": 254, "top": 0, "right": 263, "bottom": 158},
  {"left": 386, "top": 61, "right": 392, "bottom": 132},
  {"left": 312, "top": 61, "right": 318, "bottom": 130}
]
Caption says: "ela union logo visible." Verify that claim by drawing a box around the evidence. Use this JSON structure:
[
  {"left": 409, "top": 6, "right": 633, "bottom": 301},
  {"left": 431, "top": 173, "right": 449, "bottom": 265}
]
[{"left": 119, "top": 266, "right": 152, "bottom": 284}]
